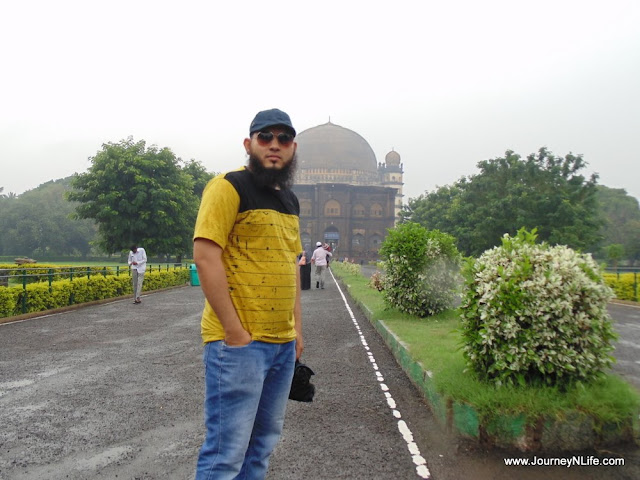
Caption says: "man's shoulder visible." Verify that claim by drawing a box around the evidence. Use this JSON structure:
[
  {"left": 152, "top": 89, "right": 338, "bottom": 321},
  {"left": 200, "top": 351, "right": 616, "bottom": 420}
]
[
  {"left": 222, "top": 167, "right": 250, "bottom": 182},
  {"left": 219, "top": 167, "right": 257, "bottom": 195},
  {"left": 201, "top": 168, "right": 246, "bottom": 200},
  {"left": 203, "top": 167, "right": 247, "bottom": 188}
]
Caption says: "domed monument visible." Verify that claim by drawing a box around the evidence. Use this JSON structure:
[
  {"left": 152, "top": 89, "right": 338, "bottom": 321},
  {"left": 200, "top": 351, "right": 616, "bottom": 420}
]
[{"left": 293, "top": 121, "right": 404, "bottom": 263}]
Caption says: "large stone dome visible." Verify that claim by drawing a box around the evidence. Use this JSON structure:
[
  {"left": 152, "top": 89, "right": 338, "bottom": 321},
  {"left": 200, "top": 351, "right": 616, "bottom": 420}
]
[{"left": 294, "top": 122, "right": 379, "bottom": 186}]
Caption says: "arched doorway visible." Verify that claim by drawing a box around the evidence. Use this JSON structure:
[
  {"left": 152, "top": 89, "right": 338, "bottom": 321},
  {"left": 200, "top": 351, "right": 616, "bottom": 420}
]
[{"left": 323, "top": 226, "right": 340, "bottom": 255}]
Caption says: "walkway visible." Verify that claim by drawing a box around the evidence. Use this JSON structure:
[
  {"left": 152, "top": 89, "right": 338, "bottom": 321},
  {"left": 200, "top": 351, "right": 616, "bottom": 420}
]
[{"left": 0, "top": 274, "right": 638, "bottom": 479}]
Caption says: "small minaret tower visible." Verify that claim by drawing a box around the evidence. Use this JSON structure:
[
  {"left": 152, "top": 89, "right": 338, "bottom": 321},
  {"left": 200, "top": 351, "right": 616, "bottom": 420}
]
[{"left": 381, "top": 149, "right": 404, "bottom": 224}]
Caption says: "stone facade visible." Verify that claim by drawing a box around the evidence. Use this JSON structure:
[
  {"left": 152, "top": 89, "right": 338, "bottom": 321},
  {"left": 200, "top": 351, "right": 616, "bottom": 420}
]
[{"left": 292, "top": 122, "right": 403, "bottom": 263}]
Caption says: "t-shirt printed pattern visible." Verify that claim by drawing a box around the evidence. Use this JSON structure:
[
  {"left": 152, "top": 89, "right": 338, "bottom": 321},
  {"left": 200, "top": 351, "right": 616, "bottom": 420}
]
[{"left": 193, "top": 168, "right": 302, "bottom": 344}]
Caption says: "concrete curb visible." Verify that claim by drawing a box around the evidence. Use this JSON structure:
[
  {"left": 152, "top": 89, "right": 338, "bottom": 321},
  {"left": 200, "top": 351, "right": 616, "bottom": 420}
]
[{"left": 342, "top": 281, "right": 640, "bottom": 452}]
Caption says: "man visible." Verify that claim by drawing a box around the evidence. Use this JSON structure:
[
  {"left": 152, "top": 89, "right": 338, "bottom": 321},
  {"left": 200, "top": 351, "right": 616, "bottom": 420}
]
[
  {"left": 193, "top": 108, "right": 304, "bottom": 479},
  {"left": 127, "top": 245, "right": 147, "bottom": 304},
  {"left": 311, "top": 241, "right": 332, "bottom": 289}
]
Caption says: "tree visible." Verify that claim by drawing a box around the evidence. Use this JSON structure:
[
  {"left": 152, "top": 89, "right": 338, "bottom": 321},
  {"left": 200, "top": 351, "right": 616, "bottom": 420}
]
[
  {"left": 182, "top": 159, "right": 215, "bottom": 198},
  {"left": 595, "top": 186, "right": 640, "bottom": 265},
  {"left": 67, "top": 138, "right": 200, "bottom": 258},
  {"left": 401, "top": 183, "right": 471, "bottom": 254},
  {"left": 0, "top": 179, "right": 96, "bottom": 257},
  {"left": 0, "top": 187, "right": 17, "bottom": 200},
  {"left": 403, "top": 148, "right": 603, "bottom": 257},
  {"left": 605, "top": 244, "right": 625, "bottom": 269}
]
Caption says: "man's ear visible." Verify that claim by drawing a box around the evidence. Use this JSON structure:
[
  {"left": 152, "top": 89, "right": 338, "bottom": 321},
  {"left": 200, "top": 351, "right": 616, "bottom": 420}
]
[{"left": 243, "top": 138, "right": 251, "bottom": 154}]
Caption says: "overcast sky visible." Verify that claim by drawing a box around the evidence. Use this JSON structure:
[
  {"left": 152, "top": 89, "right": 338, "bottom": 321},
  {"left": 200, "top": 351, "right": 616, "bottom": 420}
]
[{"left": 2, "top": 0, "right": 639, "bottom": 202}]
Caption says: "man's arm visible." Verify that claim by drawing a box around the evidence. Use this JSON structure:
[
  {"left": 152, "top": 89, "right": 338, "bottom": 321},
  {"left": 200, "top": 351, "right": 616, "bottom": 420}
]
[
  {"left": 294, "top": 263, "right": 304, "bottom": 360},
  {"left": 193, "top": 238, "right": 251, "bottom": 346}
]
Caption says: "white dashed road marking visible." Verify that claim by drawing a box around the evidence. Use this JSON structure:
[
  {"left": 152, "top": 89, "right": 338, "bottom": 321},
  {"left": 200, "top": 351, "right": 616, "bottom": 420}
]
[{"left": 330, "top": 270, "right": 431, "bottom": 479}]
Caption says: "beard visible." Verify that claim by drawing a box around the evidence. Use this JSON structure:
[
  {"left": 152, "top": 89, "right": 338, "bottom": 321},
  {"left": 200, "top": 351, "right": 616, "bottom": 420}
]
[{"left": 248, "top": 153, "right": 298, "bottom": 189}]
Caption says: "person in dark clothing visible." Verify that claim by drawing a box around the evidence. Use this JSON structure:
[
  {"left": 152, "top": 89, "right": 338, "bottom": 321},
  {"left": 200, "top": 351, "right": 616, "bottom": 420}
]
[{"left": 299, "top": 250, "right": 311, "bottom": 290}]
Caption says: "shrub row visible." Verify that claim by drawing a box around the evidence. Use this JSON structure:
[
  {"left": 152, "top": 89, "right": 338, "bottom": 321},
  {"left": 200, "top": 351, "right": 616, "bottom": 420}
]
[
  {"left": 603, "top": 273, "right": 639, "bottom": 302},
  {"left": 1, "top": 263, "right": 188, "bottom": 285},
  {"left": 0, "top": 268, "right": 189, "bottom": 318}
]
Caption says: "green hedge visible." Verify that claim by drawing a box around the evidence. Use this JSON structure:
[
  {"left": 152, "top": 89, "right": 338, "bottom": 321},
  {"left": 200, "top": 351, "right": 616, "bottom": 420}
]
[
  {"left": 0, "top": 264, "right": 118, "bottom": 284},
  {"left": 0, "top": 268, "right": 189, "bottom": 318},
  {"left": 603, "top": 273, "right": 639, "bottom": 302}
]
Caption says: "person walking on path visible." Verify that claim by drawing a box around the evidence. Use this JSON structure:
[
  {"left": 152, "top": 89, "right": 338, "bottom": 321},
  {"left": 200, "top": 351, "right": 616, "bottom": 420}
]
[
  {"left": 192, "top": 108, "right": 304, "bottom": 480},
  {"left": 311, "top": 241, "right": 332, "bottom": 289},
  {"left": 127, "top": 245, "right": 147, "bottom": 304},
  {"left": 324, "top": 243, "right": 332, "bottom": 268}
]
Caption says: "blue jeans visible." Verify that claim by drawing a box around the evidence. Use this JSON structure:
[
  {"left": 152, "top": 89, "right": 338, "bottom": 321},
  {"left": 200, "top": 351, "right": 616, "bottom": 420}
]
[{"left": 196, "top": 340, "right": 296, "bottom": 480}]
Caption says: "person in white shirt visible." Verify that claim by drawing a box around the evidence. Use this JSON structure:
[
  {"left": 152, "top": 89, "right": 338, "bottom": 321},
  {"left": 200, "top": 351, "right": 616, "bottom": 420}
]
[
  {"left": 128, "top": 245, "right": 147, "bottom": 304},
  {"left": 310, "top": 241, "right": 332, "bottom": 289}
]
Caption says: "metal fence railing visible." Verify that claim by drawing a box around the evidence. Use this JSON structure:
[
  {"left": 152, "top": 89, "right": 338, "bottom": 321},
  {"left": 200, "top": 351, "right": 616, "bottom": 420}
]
[
  {"left": 0, "top": 264, "right": 189, "bottom": 316},
  {"left": 604, "top": 266, "right": 640, "bottom": 274},
  {"left": 0, "top": 264, "right": 188, "bottom": 289}
]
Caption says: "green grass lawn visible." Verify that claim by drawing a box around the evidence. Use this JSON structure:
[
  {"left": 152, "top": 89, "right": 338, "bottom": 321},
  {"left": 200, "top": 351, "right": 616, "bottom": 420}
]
[{"left": 331, "top": 262, "right": 640, "bottom": 425}]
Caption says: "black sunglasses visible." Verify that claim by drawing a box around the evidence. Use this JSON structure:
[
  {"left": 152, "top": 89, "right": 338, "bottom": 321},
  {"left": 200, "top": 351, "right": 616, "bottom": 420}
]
[{"left": 256, "top": 131, "right": 295, "bottom": 147}]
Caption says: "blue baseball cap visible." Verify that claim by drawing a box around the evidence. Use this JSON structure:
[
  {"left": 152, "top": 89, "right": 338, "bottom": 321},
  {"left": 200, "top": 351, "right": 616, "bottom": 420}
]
[{"left": 249, "top": 108, "right": 296, "bottom": 136}]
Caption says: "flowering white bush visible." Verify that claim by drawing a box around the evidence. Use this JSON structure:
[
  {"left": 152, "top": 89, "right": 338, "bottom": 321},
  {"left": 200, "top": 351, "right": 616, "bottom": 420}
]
[
  {"left": 380, "top": 222, "right": 461, "bottom": 317},
  {"left": 460, "top": 229, "right": 617, "bottom": 387}
]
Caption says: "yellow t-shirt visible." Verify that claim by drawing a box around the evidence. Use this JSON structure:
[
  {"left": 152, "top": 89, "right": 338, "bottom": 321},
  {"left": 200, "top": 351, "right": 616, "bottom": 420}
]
[{"left": 193, "top": 168, "right": 302, "bottom": 344}]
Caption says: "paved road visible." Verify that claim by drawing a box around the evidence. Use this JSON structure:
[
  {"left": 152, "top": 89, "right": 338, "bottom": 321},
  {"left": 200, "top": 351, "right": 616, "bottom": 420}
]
[
  {"left": 0, "top": 275, "right": 638, "bottom": 480},
  {"left": 608, "top": 302, "right": 640, "bottom": 390}
]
